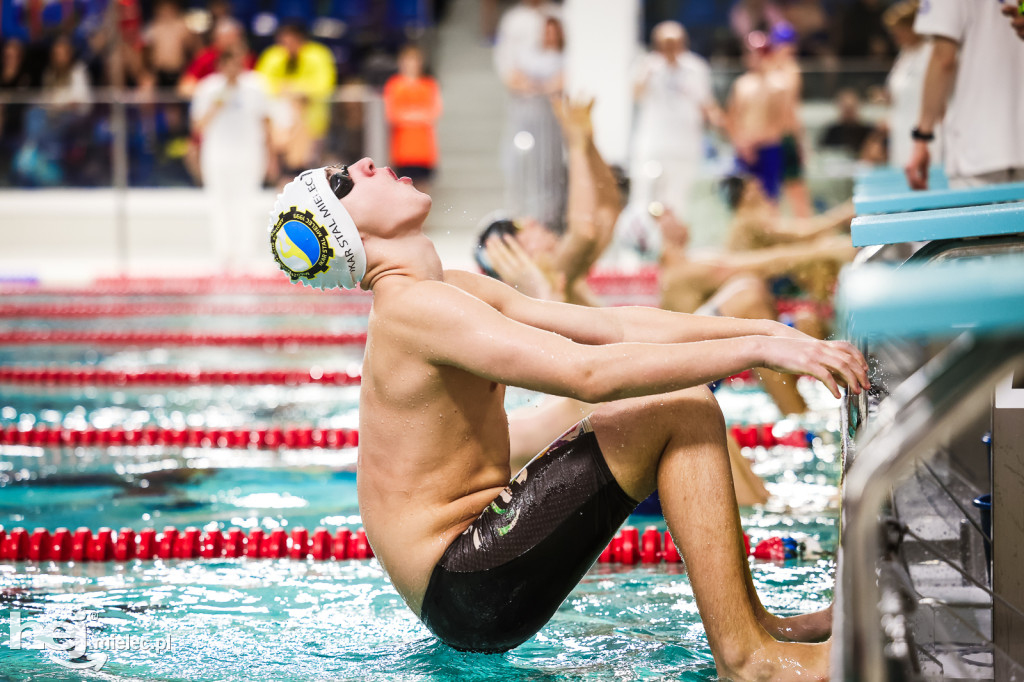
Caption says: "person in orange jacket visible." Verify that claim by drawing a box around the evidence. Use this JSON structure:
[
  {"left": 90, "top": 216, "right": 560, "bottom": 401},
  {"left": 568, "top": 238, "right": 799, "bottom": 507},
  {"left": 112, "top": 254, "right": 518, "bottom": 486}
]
[{"left": 382, "top": 45, "right": 442, "bottom": 192}]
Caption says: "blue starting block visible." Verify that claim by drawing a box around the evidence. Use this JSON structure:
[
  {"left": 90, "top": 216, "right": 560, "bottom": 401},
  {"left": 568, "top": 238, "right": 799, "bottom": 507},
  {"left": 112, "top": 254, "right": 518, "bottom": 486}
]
[
  {"left": 837, "top": 256, "right": 1024, "bottom": 340},
  {"left": 850, "top": 200, "right": 1024, "bottom": 248},
  {"left": 854, "top": 166, "right": 948, "bottom": 197},
  {"left": 854, "top": 181, "right": 1024, "bottom": 216}
]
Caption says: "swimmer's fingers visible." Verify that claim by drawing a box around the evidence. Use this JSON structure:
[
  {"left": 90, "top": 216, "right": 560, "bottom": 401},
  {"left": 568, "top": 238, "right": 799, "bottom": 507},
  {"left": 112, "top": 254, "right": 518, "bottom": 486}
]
[
  {"left": 820, "top": 350, "right": 864, "bottom": 395},
  {"left": 806, "top": 362, "right": 842, "bottom": 399},
  {"left": 501, "top": 233, "right": 535, "bottom": 267},
  {"left": 826, "top": 340, "right": 870, "bottom": 389},
  {"left": 485, "top": 237, "right": 518, "bottom": 279}
]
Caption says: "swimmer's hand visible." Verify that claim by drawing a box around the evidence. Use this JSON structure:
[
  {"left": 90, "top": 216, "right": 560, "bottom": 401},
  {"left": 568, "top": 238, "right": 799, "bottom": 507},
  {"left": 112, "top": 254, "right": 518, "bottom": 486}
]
[
  {"left": 758, "top": 336, "right": 870, "bottom": 399},
  {"left": 485, "top": 234, "right": 559, "bottom": 301},
  {"left": 551, "top": 97, "right": 595, "bottom": 147}
]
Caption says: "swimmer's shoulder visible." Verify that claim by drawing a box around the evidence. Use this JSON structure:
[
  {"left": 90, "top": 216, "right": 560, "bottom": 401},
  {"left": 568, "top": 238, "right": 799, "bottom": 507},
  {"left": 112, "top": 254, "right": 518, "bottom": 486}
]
[{"left": 371, "top": 273, "right": 496, "bottom": 331}]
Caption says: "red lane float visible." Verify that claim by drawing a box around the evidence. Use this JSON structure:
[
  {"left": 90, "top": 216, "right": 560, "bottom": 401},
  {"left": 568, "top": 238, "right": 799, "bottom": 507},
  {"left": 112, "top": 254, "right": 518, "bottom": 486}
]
[
  {"left": 0, "top": 425, "right": 359, "bottom": 450},
  {"left": 0, "top": 301, "right": 372, "bottom": 319},
  {"left": 0, "top": 525, "right": 374, "bottom": 563},
  {"left": 0, "top": 366, "right": 361, "bottom": 387},
  {"left": 729, "top": 424, "right": 813, "bottom": 449},
  {"left": 598, "top": 527, "right": 791, "bottom": 565},
  {"left": 0, "top": 331, "right": 367, "bottom": 347}
]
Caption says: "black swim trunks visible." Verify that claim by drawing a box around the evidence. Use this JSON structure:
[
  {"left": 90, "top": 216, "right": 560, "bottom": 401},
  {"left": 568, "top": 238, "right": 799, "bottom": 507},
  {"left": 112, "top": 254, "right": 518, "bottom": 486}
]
[{"left": 419, "top": 418, "right": 639, "bottom": 653}]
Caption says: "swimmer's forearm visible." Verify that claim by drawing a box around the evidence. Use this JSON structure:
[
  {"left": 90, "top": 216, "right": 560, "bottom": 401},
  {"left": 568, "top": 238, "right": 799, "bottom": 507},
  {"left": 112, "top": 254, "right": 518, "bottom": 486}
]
[
  {"left": 604, "top": 306, "right": 780, "bottom": 344},
  {"left": 581, "top": 336, "right": 763, "bottom": 402}
]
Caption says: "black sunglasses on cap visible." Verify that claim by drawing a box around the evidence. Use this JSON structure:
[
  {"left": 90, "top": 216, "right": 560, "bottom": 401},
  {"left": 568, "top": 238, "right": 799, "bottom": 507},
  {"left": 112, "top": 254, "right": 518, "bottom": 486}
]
[{"left": 328, "top": 165, "right": 354, "bottom": 200}]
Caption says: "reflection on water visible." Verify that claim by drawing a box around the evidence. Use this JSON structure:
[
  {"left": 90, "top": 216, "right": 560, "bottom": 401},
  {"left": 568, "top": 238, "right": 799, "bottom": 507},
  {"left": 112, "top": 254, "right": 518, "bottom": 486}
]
[{"left": 0, "top": 380, "right": 840, "bottom": 680}]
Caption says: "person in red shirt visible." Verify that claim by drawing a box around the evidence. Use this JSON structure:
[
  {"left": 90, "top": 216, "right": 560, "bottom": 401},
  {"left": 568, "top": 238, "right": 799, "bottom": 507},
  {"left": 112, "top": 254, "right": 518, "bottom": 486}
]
[
  {"left": 177, "top": 17, "right": 254, "bottom": 98},
  {"left": 382, "top": 45, "right": 442, "bottom": 191}
]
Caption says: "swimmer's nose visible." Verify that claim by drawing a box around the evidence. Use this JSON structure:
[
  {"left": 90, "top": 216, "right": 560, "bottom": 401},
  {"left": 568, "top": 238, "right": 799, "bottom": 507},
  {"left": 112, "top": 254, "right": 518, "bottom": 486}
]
[{"left": 350, "top": 158, "right": 375, "bottom": 177}]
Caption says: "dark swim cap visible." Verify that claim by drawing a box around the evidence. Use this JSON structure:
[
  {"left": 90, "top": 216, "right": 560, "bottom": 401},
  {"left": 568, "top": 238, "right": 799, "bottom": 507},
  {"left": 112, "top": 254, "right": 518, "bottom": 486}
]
[{"left": 474, "top": 213, "right": 520, "bottom": 279}]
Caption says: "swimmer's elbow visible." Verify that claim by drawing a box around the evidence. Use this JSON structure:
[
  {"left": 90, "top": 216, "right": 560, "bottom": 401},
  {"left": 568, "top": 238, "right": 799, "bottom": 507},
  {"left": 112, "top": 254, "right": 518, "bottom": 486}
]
[{"left": 573, "top": 355, "right": 620, "bottom": 403}]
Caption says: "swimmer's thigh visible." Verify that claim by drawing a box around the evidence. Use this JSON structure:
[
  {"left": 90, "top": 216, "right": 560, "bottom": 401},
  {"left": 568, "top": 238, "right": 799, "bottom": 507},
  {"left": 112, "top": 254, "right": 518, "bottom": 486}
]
[{"left": 420, "top": 419, "right": 638, "bottom": 653}]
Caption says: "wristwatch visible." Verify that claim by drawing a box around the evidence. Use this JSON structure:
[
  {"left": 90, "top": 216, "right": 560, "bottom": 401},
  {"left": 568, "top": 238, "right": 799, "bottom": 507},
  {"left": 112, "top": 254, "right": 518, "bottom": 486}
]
[{"left": 911, "top": 127, "right": 935, "bottom": 142}]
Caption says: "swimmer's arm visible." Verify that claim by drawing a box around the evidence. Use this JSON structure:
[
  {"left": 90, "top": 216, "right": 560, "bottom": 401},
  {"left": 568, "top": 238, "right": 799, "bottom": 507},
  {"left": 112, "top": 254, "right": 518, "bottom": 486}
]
[
  {"left": 698, "top": 236, "right": 857, "bottom": 280},
  {"left": 552, "top": 99, "right": 621, "bottom": 284},
  {"left": 754, "top": 202, "right": 853, "bottom": 245},
  {"left": 446, "top": 269, "right": 796, "bottom": 345},
  {"left": 412, "top": 281, "right": 867, "bottom": 400}
]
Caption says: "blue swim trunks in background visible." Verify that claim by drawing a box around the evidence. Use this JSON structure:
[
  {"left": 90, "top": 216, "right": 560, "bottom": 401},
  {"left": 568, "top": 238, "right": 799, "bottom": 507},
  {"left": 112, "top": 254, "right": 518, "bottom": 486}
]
[
  {"left": 419, "top": 418, "right": 639, "bottom": 653},
  {"left": 736, "top": 143, "right": 784, "bottom": 200}
]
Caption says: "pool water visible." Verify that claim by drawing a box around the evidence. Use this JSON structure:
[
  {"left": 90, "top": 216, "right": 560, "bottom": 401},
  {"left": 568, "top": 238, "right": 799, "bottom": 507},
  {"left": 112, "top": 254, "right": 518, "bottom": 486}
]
[{"left": 1, "top": 305, "right": 840, "bottom": 681}]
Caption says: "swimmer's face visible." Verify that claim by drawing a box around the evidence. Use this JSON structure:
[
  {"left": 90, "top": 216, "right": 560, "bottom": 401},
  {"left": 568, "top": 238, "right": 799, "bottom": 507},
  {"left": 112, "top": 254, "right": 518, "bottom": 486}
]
[
  {"left": 514, "top": 218, "right": 558, "bottom": 257},
  {"left": 335, "top": 158, "right": 431, "bottom": 240}
]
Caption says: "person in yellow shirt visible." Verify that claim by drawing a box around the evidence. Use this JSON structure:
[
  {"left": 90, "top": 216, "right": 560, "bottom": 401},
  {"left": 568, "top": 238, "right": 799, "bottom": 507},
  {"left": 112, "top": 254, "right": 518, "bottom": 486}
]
[{"left": 256, "top": 21, "right": 337, "bottom": 154}]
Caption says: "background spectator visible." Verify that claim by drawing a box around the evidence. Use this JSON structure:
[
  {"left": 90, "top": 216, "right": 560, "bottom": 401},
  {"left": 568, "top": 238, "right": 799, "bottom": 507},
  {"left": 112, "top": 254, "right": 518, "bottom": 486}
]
[
  {"left": 144, "top": 0, "right": 198, "bottom": 89},
  {"left": 630, "top": 20, "right": 721, "bottom": 222},
  {"left": 383, "top": 44, "right": 442, "bottom": 193},
  {"left": 177, "top": 17, "right": 253, "bottom": 98},
  {"left": 0, "top": 38, "right": 33, "bottom": 184},
  {"left": 499, "top": 14, "right": 565, "bottom": 231},
  {"left": 727, "top": 31, "right": 787, "bottom": 202},
  {"left": 256, "top": 21, "right": 337, "bottom": 159},
  {"left": 818, "top": 88, "right": 874, "bottom": 158},
  {"left": 883, "top": 1, "right": 939, "bottom": 169},
  {"left": 14, "top": 34, "right": 91, "bottom": 186},
  {"left": 835, "top": 0, "right": 894, "bottom": 59},
  {"left": 493, "top": 0, "right": 560, "bottom": 84},
  {"left": 190, "top": 48, "right": 275, "bottom": 269},
  {"left": 907, "top": 0, "right": 1024, "bottom": 189},
  {"left": 729, "top": 0, "right": 785, "bottom": 45}
]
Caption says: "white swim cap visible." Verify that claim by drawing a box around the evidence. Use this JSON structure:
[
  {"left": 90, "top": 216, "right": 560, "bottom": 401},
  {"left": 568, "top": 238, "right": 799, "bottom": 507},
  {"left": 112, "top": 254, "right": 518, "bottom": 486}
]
[{"left": 269, "top": 167, "right": 367, "bottom": 289}]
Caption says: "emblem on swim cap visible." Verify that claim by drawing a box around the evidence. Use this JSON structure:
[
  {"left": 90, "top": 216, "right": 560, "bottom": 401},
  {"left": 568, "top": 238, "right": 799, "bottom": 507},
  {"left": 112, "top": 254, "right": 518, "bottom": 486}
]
[
  {"left": 270, "top": 207, "right": 334, "bottom": 282},
  {"left": 268, "top": 167, "right": 368, "bottom": 289}
]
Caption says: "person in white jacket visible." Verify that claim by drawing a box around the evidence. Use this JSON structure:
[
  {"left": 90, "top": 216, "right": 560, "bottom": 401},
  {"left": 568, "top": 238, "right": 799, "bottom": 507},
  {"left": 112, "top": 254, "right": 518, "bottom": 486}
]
[{"left": 191, "top": 48, "right": 277, "bottom": 270}]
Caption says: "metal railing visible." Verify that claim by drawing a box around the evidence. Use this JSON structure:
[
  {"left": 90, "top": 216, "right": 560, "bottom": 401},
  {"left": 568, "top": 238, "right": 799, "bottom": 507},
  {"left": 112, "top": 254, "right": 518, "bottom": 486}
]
[
  {"left": 836, "top": 333, "right": 1024, "bottom": 680},
  {"left": 0, "top": 86, "right": 387, "bottom": 189}
]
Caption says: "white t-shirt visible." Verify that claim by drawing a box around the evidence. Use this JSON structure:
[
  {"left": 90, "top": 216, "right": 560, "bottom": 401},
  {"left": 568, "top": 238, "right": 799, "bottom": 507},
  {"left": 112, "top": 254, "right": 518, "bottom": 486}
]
[
  {"left": 632, "top": 51, "right": 713, "bottom": 160},
  {"left": 191, "top": 72, "right": 270, "bottom": 165},
  {"left": 914, "top": 0, "right": 1024, "bottom": 178},
  {"left": 493, "top": 2, "right": 562, "bottom": 81},
  {"left": 886, "top": 40, "right": 942, "bottom": 168}
]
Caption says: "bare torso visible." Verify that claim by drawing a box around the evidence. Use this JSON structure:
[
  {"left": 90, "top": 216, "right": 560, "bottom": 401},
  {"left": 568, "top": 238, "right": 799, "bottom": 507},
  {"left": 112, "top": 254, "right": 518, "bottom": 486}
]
[
  {"left": 730, "top": 71, "right": 787, "bottom": 148},
  {"left": 356, "top": 278, "right": 512, "bottom": 615}
]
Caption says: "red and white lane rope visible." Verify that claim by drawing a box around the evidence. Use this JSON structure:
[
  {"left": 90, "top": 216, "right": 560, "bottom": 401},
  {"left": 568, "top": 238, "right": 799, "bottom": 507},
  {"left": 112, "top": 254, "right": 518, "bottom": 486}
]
[
  {"left": 0, "top": 301, "right": 371, "bottom": 319},
  {"left": 0, "top": 524, "right": 804, "bottom": 565},
  {"left": 0, "top": 367, "right": 361, "bottom": 386},
  {"left": 0, "top": 525, "right": 374, "bottom": 562},
  {"left": 0, "top": 425, "right": 358, "bottom": 449},
  {"left": 0, "top": 331, "right": 367, "bottom": 347},
  {"left": 0, "top": 270, "right": 659, "bottom": 298}
]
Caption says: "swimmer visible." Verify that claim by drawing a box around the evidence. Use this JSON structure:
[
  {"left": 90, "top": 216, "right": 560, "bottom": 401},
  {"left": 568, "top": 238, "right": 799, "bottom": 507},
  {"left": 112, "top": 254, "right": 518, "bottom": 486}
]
[
  {"left": 726, "top": 32, "right": 788, "bottom": 201},
  {"left": 765, "top": 22, "right": 814, "bottom": 218},
  {"left": 269, "top": 159, "right": 869, "bottom": 679},
  {"left": 476, "top": 99, "right": 621, "bottom": 306},
  {"left": 655, "top": 203, "right": 856, "bottom": 414}
]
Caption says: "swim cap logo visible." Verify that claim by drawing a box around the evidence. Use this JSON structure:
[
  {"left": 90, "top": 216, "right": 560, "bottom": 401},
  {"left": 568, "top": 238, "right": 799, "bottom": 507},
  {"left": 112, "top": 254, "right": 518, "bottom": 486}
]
[{"left": 270, "top": 207, "right": 334, "bottom": 281}]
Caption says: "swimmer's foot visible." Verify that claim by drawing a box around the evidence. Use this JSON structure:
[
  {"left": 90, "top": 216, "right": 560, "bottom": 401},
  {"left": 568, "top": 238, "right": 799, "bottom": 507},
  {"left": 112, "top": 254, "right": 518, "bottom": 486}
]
[
  {"left": 721, "top": 639, "right": 831, "bottom": 682},
  {"left": 761, "top": 604, "right": 833, "bottom": 643}
]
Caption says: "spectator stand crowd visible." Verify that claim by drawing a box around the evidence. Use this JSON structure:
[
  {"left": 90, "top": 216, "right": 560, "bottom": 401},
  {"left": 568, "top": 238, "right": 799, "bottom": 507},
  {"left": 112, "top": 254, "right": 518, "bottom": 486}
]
[{"left": 0, "top": 0, "right": 435, "bottom": 189}]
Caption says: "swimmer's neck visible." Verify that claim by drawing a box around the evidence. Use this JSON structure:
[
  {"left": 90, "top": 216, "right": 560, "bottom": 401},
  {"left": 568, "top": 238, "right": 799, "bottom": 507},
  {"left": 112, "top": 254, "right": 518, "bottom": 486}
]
[{"left": 362, "top": 231, "right": 443, "bottom": 292}]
